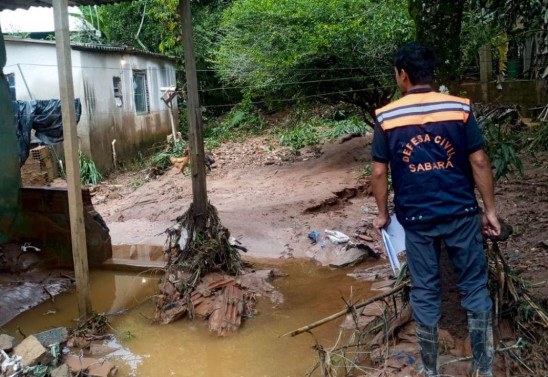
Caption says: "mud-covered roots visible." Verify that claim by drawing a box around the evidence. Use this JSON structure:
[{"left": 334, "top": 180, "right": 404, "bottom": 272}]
[{"left": 154, "top": 202, "right": 244, "bottom": 325}]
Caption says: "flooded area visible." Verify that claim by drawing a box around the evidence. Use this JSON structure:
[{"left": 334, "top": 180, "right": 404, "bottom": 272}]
[{"left": 3, "top": 260, "right": 377, "bottom": 376}]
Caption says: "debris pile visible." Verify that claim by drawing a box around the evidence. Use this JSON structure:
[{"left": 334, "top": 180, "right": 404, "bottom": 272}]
[
  {"left": 0, "top": 320, "right": 119, "bottom": 377},
  {"left": 306, "top": 228, "right": 380, "bottom": 268},
  {"left": 289, "top": 225, "right": 548, "bottom": 376},
  {"left": 154, "top": 203, "right": 283, "bottom": 334}
]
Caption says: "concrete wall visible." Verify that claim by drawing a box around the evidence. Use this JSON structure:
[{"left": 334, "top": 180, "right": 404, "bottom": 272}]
[
  {"left": 4, "top": 38, "right": 177, "bottom": 171},
  {"left": 461, "top": 80, "right": 547, "bottom": 113},
  {"left": 78, "top": 51, "right": 177, "bottom": 170}
]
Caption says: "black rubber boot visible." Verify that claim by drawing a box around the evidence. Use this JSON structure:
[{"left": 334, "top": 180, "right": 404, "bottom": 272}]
[
  {"left": 416, "top": 322, "right": 439, "bottom": 377},
  {"left": 467, "top": 311, "right": 494, "bottom": 377}
]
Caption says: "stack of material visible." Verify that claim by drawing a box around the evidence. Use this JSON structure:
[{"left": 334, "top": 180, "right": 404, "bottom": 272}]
[
  {"left": 155, "top": 270, "right": 284, "bottom": 336},
  {"left": 21, "top": 146, "right": 58, "bottom": 186}
]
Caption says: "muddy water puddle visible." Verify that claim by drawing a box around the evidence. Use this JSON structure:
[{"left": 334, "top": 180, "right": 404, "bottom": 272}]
[{"left": 5, "top": 261, "right": 377, "bottom": 376}]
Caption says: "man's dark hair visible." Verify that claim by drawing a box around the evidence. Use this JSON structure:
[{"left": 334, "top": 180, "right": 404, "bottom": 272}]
[{"left": 394, "top": 42, "right": 437, "bottom": 85}]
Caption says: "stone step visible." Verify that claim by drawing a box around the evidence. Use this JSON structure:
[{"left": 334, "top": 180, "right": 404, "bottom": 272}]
[
  {"left": 111, "top": 244, "right": 166, "bottom": 261},
  {"left": 102, "top": 258, "right": 165, "bottom": 272}
]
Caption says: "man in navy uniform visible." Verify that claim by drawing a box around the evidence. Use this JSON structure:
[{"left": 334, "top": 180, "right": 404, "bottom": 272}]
[{"left": 371, "top": 42, "right": 501, "bottom": 377}]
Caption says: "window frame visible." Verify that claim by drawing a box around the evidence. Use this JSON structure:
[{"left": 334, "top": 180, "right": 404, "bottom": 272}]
[{"left": 132, "top": 70, "right": 149, "bottom": 115}]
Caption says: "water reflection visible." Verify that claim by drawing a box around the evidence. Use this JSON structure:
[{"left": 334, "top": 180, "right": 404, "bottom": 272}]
[{"left": 5, "top": 260, "right": 376, "bottom": 376}]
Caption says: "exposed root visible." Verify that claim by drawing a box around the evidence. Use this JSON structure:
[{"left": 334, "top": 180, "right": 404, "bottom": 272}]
[{"left": 154, "top": 203, "right": 254, "bottom": 334}]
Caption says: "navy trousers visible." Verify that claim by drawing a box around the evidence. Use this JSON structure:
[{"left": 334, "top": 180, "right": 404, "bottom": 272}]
[{"left": 404, "top": 215, "right": 492, "bottom": 327}]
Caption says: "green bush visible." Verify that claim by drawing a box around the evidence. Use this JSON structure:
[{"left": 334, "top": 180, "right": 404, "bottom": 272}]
[
  {"left": 149, "top": 140, "right": 186, "bottom": 172},
  {"left": 323, "top": 118, "right": 371, "bottom": 140},
  {"left": 213, "top": 0, "right": 412, "bottom": 114},
  {"left": 79, "top": 149, "right": 102, "bottom": 186},
  {"left": 481, "top": 120, "right": 524, "bottom": 181},
  {"left": 204, "top": 103, "right": 265, "bottom": 146},
  {"left": 279, "top": 123, "right": 320, "bottom": 153}
]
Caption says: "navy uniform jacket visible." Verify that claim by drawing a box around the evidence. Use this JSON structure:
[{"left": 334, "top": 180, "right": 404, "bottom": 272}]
[{"left": 371, "top": 87, "right": 485, "bottom": 229}]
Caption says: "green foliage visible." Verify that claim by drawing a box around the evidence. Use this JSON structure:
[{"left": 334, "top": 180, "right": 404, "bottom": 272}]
[
  {"left": 322, "top": 118, "right": 371, "bottom": 140},
  {"left": 204, "top": 102, "right": 266, "bottom": 146},
  {"left": 70, "top": 5, "right": 109, "bottom": 43},
  {"left": 96, "top": 0, "right": 178, "bottom": 52},
  {"left": 149, "top": 140, "right": 186, "bottom": 172},
  {"left": 78, "top": 149, "right": 102, "bottom": 185},
  {"left": 481, "top": 120, "right": 524, "bottom": 181},
  {"left": 279, "top": 123, "right": 321, "bottom": 153},
  {"left": 362, "top": 163, "right": 372, "bottom": 177},
  {"left": 213, "top": 0, "right": 412, "bottom": 115}
]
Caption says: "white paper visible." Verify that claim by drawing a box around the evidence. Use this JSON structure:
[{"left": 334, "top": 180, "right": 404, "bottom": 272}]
[{"left": 381, "top": 214, "right": 406, "bottom": 275}]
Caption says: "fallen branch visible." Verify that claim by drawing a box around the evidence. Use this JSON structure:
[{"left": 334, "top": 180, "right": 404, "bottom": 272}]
[
  {"left": 371, "top": 304, "right": 412, "bottom": 346},
  {"left": 441, "top": 338, "right": 525, "bottom": 366},
  {"left": 281, "top": 280, "right": 409, "bottom": 337}
]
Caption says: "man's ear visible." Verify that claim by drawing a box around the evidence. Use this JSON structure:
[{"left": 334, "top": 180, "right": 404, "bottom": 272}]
[{"left": 399, "top": 69, "right": 408, "bottom": 82}]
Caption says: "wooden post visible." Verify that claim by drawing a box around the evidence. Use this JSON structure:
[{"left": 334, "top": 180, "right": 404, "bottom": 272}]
[
  {"left": 53, "top": 0, "right": 92, "bottom": 319},
  {"left": 180, "top": 0, "right": 208, "bottom": 230},
  {"left": 479, "top": 43, "right": 492, "bottom": 103}
]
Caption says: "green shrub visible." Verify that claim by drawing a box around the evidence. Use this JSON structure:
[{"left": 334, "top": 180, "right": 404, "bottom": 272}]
[
  {"left": 204, "top": 103, "right": 265, "bottom": 147},
  {"left": 279, "top": 122, "right": 320, "bottom": 153},
  {"left": 481, "top": 120, "right": 524, "bottom": 181},
  {"left": 79, "top": 149, "right": 102, "bottom": 185},
  {"left": 149, "top": 140, "right": 186, "bottom": 172},
  {"left": 323, "top": 118, "right": 371, "bottom": 140}
]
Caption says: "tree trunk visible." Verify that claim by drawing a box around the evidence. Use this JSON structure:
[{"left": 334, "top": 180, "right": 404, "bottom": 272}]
[{"left": 408, "top": 0, "right": 466, "bottom": 85}]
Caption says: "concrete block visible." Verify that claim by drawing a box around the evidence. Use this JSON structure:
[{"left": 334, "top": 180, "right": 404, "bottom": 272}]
[
  {"left": 13, "top": 335, "right": 53, "bottom": 367},
  {"left": 0, "top": 333, "right": 17, "bottom": 351},
  {"left": 33, "top": 327, "right": 68, "bottom": 347},
  {"left": 50, "top": 364, "right": 71, "bottom": 377},
  {"left": 64, "top": 355, "right": 117, "bottom": 377},
  {"left": 88, "top": 361, "right": 118, "bottom": 377}
]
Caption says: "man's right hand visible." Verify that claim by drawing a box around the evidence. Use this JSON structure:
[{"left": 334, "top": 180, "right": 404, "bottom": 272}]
[{"left": 481, "top": 211, "right": 501, "bottom": 237}]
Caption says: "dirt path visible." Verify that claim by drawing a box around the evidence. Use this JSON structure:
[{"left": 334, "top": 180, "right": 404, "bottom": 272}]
[
  {"left": 93, "top": 135, "right": 381, "bottom": 261},
  {"left": 92, "top": 138, "right": 548, "bottom": 288}
]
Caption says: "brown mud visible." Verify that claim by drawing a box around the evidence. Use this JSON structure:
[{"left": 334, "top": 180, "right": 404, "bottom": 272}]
[{"left": 1, "top": 135, "right": 546, "bottom": 376}]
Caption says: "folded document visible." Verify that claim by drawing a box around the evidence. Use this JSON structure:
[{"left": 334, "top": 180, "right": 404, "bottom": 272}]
[{"left": 381, "top": 214, "right": 406, "bottom": 275}]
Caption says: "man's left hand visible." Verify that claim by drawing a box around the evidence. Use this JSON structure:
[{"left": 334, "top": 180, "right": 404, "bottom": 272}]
[{"left": 373, "top": 214, "right": 391, "bottom": 235}]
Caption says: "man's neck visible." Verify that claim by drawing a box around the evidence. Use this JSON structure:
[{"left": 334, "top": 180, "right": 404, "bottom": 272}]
[{"left": 403, "top": 84, "right": 432, "bottom": 94}]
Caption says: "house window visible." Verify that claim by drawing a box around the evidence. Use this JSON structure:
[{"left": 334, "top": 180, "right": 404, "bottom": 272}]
[
  {"left": 6, "top": 73, "right": 16, "bottom": 99},
  {"left": 112, "top": 76, "right": 123, "bottom": 107},
  {"left": 133, "top": 71, "right": 149, "bottom": 114}
]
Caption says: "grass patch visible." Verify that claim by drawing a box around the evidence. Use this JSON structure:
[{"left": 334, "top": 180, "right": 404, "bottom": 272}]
[{"left": 204, "top": 104, "right": 266, "bottom": 148}]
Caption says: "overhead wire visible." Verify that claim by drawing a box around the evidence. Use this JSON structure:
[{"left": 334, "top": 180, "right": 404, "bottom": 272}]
[
  {"left": 201, "top": 85, "right": 398, "bottom": 109},
  {"left": 198, "top": 73, "right": 394, "bottom": 92}
]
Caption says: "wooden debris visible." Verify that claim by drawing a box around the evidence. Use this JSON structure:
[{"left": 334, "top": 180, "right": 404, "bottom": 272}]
[
  {"left": 209, "top": 284, "right": 245, "bottom": 336},
  {"left": 356, "top": 234, "right": 374, "bottom": 242}
]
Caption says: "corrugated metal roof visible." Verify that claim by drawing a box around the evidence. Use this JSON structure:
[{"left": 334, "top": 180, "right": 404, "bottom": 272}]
[
  {"left": 4, "top": 36, "right": 175, "bottom": 60},
  {"left": 0, "top": 0, "right": 129, "bottom": 11},
  {"left": 73, "top": 43, "right": 176, "bottom": 61}
]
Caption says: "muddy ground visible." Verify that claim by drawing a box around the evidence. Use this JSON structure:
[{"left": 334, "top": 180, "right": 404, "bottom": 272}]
[
  {"left": 2, "top": 133, "right": 546, "bottom": 375},
  {"left": 93, "top": 135, "right": 547, "bottom": 288}
]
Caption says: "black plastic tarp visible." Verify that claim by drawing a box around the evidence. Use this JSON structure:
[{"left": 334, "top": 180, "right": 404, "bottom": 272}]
[{"left": 14, "top": 99, "right": 81, "bottom": 166}]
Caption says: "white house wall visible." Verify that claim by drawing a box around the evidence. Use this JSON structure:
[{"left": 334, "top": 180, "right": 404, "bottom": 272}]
[{"left": 4, "top": 38, "right": 177, "bottom": 171}]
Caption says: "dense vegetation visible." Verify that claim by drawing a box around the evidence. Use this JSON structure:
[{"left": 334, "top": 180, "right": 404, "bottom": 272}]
[{"left": 71, "top": 0, "right": 546, "bottom": 183}]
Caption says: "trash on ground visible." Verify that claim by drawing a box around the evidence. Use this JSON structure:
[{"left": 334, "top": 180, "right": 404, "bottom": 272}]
[{"left": 325, "top": 229, "right": 350, "bottom": 244}]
